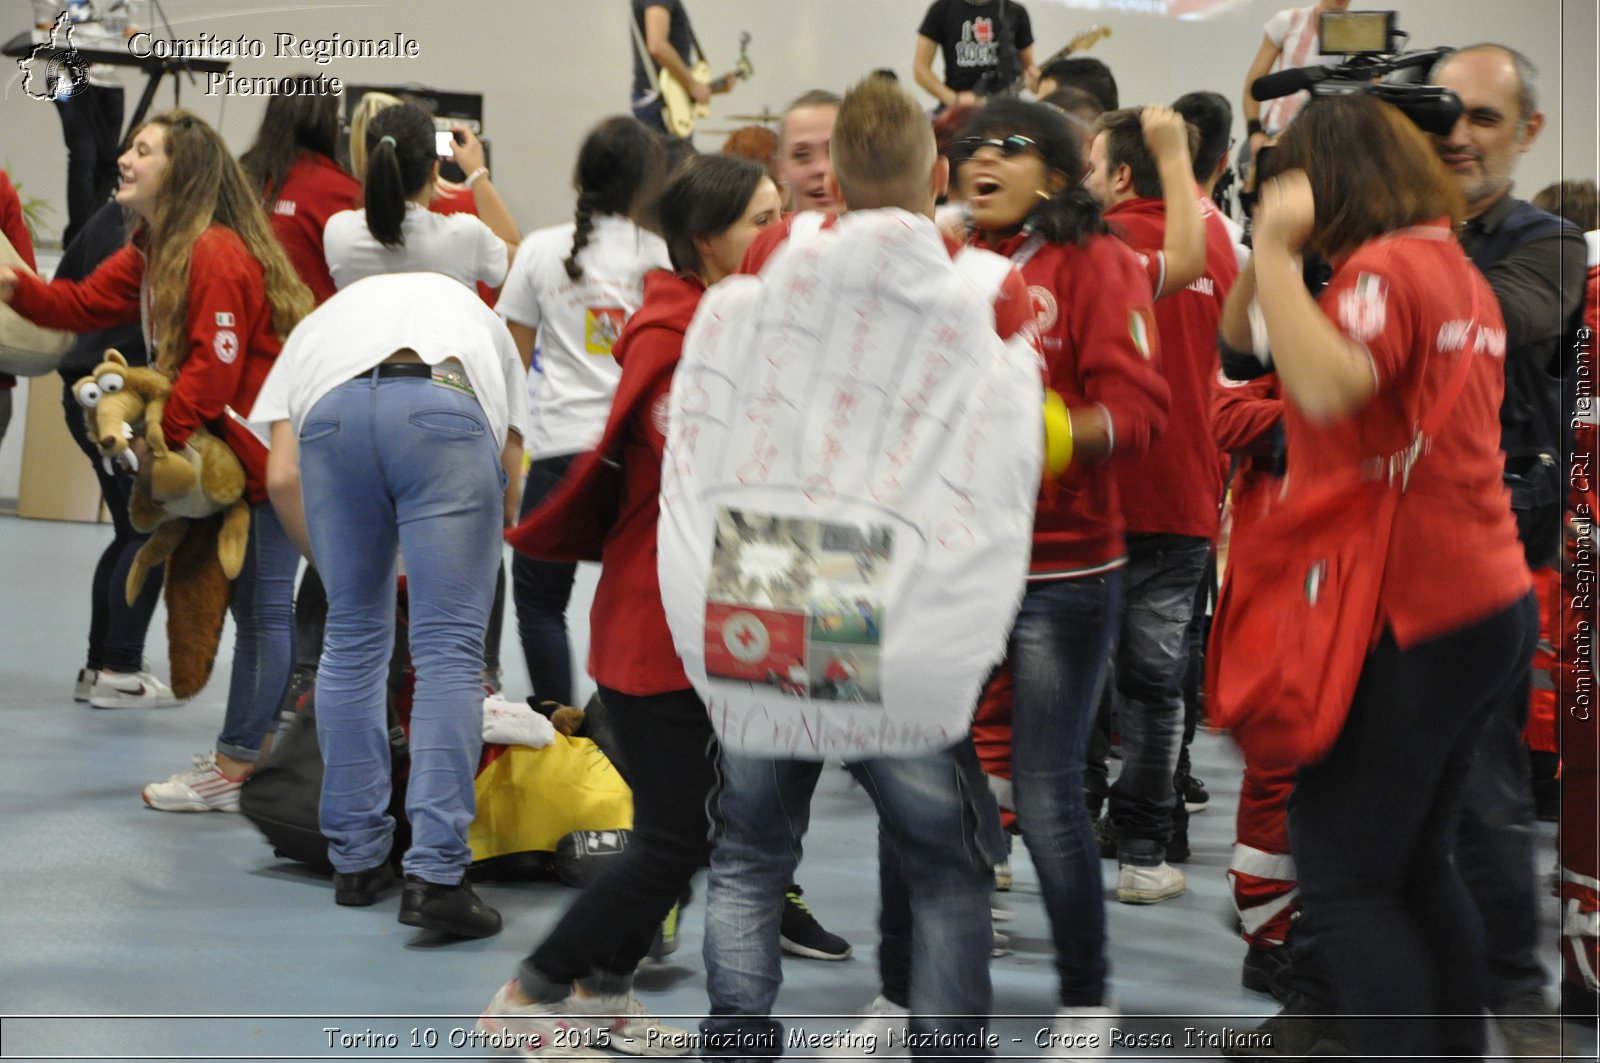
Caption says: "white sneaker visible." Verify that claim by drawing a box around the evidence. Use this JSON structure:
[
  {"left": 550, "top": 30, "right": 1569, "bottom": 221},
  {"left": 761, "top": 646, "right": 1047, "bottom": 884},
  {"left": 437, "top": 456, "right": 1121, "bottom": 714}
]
[
  {"left": 1044, "top": 1004, "right": 1115, "bottom": 1060},
  {"left": 89, "top": 670, "right": 181, "bottom": 709},
  {"left": 141, "top": 752, "right": 244, "bottom": 813},
  {"left": 477, "top": 981, "right": 611, "bottom": 1060},
  {"left": 821, "top": 995, "right": 908, "bottom": 1058},
  {"left": 74, "top": 667, "right": 99, "bottom": 702},
  {"left": 1116, "top": 861, "right": 1186, "bottom": 904},
  {"left": 992, "top": 928, "right": 1012, "bottom": 957},
  {"left": 563, "top": 991, "right": 692, "bottom": 1056}
]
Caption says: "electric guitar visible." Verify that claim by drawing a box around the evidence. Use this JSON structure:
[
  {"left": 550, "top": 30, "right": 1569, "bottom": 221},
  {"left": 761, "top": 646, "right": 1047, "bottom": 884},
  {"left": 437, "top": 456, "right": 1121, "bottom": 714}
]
[
  {"left": 661, "top": 31, "right": 754, "bottom": 139},
  {"left": 1001, "top": 25, "right": 1113, "bottom": 97}
]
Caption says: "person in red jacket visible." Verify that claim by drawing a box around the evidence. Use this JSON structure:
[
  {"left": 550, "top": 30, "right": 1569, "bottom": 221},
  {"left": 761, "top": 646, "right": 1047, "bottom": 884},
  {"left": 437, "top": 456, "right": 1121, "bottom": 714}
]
[
  {"left": 239, "top": 78, "right": 360, "bottom": 307},
  {"left": 1223, "top": 94, "right": 1535, "bottom": 1060},
  {"left": 483, "top": 155, "right": 781, "bottom": 1048},
  {"left": 955, "top": 97, "right": 1171, "bottom": 1044},
  {"left": 0, "top": 168, "right": 32, "bottom": 447},
  {"left": 0, "top": 110, "right": 313, "bottom": 814},
  {"left": 1530, "top": 176, "right": 1600, "bottom": 1021},
  {"left": 1081, "top": 105, "right": 1240, "bottom": 902},
  {"left": 1210, "top": 371, "right": 1300, "bottom": 1001}
]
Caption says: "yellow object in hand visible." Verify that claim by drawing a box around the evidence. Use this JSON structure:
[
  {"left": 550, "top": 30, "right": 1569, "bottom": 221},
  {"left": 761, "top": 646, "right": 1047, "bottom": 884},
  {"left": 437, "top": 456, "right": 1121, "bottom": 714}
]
[{"left": 1043, "top": 389, "right": 1074, "bottom": 478}]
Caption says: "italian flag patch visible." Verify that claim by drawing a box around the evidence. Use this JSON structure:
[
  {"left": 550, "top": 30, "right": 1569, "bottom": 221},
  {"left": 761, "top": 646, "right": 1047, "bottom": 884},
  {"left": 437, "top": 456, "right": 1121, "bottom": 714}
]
[{"left": 1129, "top": 307, "right": 1155, "bottom": 360}]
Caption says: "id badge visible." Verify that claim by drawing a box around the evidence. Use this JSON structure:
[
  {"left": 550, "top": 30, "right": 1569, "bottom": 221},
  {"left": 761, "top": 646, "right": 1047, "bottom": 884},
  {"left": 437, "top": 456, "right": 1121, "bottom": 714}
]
[{"left": 430, "top": 362, "right": 475, "bottom": 398}]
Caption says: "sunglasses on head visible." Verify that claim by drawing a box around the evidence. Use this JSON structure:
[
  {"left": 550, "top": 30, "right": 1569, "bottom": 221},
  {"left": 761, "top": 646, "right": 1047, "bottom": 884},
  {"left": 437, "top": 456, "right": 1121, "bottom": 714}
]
[{"left": 955, "top": 134, "right": 1040, "bottom": 161}]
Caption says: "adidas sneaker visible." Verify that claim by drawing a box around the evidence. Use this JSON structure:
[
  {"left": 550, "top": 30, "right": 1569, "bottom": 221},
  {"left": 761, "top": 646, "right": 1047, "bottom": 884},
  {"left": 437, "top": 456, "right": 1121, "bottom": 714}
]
[{"left": 141, "top": 751, "right": 244, "bottom": 813}]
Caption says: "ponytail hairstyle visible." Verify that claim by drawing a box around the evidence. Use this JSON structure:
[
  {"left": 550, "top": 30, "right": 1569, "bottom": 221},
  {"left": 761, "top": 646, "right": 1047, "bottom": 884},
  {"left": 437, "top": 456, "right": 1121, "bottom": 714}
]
[
  {"left": 564, "top": 116, "right": 667, "bottom": 281},
  {"left": 138, "top": 111, "right": 313, "bottom": 376},
  {"left": 361, "top": 102, "right": 437, "bottom": 250},
  {"left": 238, "top": 76, "right": 343, "bottom": 202},
  {"left": 957, "top": 98, "right": 1109, "bottom": 248}
]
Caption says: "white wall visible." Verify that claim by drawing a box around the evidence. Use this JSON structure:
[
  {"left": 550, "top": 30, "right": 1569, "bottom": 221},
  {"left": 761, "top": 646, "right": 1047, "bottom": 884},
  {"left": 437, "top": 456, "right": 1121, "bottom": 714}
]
[{"left": 2, "top": 0, "right": 1596, "bottom": 497}]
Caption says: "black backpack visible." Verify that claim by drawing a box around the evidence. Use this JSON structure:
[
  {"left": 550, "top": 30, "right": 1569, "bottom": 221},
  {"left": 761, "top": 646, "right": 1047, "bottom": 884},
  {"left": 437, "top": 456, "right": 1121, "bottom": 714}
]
[{"left": 238, "top": 682, "right": 412, "bottom": 871}]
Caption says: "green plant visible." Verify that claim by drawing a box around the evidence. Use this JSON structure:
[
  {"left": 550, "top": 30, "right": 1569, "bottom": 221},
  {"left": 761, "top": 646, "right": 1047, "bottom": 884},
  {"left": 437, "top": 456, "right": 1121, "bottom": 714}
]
[{"left": 4, "top": 167, "right": 56, "bottom": 246}]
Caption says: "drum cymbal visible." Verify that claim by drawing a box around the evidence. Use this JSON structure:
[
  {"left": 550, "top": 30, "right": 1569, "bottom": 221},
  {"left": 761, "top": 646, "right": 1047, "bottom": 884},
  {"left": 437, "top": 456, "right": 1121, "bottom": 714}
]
[{"left": 726, "top": 110, "right": 782, "bottom": 124}]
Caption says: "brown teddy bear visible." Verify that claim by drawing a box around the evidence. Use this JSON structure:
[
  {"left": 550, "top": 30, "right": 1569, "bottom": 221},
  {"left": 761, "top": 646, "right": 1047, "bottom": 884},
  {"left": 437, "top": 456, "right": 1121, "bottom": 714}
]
[{"left": 72, "top": 350, "right": 251, "bottom": 697}]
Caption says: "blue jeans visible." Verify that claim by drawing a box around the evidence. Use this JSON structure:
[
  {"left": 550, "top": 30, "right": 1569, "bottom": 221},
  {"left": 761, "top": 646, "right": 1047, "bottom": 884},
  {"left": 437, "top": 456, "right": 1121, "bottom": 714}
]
[
  {"left": 512, "top": 453, "right": 579, "bottom": 705},
  {"left": 701, "top": 746, "right": 1003, "bottom": 1061},
  {"left": 1290, "top": 593, "right": 1538, "bottom": 1061},
  {"left": 1010, "top": 572, "right": 1121, "bottom": 1006},
  {"left": 1106, "top": 534, "right": 1211, "bottom": 856},
  {"left": 297, "top": 375, "right": 505, "bottom": 883},
  {"left": 216, "top": 501, "right": 297, "bottom": 761}
]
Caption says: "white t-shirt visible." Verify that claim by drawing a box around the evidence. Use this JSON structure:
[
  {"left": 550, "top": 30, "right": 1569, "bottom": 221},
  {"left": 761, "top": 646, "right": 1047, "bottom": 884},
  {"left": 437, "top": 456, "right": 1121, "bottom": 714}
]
[
  {"left": 496, "top": 214, "right": 669, "bottom": 459},
  {"left": 323, "top": 202, "right": 508, "bottom": 292},
  {"left": 252, "top": 272, "right": 529, "bottom": 448}
]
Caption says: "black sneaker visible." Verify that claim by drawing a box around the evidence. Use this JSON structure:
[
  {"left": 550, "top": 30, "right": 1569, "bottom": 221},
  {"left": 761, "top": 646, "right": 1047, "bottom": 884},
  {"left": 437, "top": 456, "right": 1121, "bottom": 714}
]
[
  {"left": 1241, "top": 943, "right": 1293, "bottom": 1002},
  {"left": 1220, "top": 993, "right": 1351, "bottom": 1059},
  {"left": 779, "top": 885, "right": 851, "bottom": 960},
  {"left": 1175, "top": 770, "right": 1209, "bottom": 813},
  {"left": 333, "top": 862, "right": 397, "bottom": 907},
  {"left": 398, "top": 875, "right": 502, "bottom": 938}
]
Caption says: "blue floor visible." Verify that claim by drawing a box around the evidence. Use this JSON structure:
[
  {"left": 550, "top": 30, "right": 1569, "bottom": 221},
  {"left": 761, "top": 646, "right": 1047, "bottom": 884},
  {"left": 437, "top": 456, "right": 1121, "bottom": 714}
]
[{"left": 0, "top": 514, "right": 1592, "bottom": 1061}]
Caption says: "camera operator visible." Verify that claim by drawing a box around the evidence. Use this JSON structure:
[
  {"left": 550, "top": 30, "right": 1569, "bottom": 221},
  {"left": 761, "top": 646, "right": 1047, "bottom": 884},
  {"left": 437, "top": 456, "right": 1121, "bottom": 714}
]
[
  {"left": 1428, "top": 43, "right": 1586, "bottom": 1057},
  {"left": 1222, "top": 92, "right": 1536, "bottom": 1062}
]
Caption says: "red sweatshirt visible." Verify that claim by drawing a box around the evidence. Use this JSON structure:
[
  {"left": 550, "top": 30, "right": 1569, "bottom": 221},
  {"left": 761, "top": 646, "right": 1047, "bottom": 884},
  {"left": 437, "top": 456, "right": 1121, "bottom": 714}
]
[
  {"left": 1106, "top": 195, "right": 1238, "bottom": 540},
  {"left": 268, "top": 151, "right": 358, "bottom": 306},
  {"left": 509, "top": 269, "right": 706, "bottom": 695},
  {"left": 0, "top": 169, "right": 34, "bottom": 391},
  {"left": 987, "top": 231, "right": 1171, "bottom": 578},
  {"left": 8, "top": 225, "right": 281, "bottom": 500},
  {"left": 1211, "top": 371, "right": 1284, "bottom": 530}
]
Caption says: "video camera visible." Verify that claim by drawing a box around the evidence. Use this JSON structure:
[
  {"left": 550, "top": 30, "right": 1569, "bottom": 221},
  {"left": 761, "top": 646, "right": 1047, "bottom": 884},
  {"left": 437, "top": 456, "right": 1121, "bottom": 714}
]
[
  {"left": 1250, "top": 11, "right": 1462, "bottom": 137},
  {"left": 1224, "top": 14, "right": 1465, "bottom": 382}
]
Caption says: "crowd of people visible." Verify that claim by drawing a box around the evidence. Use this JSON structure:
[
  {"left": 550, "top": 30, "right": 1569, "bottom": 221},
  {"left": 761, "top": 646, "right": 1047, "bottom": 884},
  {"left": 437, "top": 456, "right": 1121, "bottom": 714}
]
[{"left": 1, "top": 1, "right": 1595, "bottom": 1061}]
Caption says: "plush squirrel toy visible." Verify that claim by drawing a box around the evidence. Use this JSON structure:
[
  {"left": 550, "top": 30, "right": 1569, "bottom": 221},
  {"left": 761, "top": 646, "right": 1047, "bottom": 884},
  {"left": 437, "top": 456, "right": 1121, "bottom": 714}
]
[{"left": 72, "top": 350, "right": 250, "bottom": 697}]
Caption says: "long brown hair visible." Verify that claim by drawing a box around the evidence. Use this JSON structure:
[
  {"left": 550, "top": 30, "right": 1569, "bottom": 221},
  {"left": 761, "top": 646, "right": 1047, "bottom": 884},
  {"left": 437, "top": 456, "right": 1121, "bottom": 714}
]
[
  {"left": 140, "top": 111, "right": 313, "bottom": 375},
  {"left": 1266, "top": 94, "right": 1464, "bottom": 259}
]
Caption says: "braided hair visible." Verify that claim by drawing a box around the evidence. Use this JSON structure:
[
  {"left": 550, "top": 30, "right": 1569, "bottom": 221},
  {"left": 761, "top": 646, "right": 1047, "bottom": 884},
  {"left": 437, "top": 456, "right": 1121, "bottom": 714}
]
[{"left": 564, "top": 117, "right": 667, "bottom": 281}]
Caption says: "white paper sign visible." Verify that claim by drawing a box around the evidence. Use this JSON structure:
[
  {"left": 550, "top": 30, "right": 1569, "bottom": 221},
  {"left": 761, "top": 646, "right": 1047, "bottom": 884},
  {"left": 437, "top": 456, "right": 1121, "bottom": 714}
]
[{"left": 658, "top": 209, "right": 1042, "bottom": 759}]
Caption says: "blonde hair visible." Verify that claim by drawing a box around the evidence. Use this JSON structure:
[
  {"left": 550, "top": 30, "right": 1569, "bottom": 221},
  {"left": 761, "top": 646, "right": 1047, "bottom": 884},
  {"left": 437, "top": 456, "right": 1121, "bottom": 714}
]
[
  {"left": 139, "top": 111, "right": 313, "bottom": 375},
  {"left": 347, "top": 91, "right": 402, "bottom": 181},
  {"left": 830, "top": 76, "right": 936, "bottom": 211}
]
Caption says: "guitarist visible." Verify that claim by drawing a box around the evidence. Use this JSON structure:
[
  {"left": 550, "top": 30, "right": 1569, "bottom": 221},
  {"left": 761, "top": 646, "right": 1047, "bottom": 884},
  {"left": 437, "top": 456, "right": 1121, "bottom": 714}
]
[
  {"left": 630, "top": 0, "right": 709, "bottom": 135},
  {"left": 913, "top": 0, "right": 1040, "bottom": 111}
]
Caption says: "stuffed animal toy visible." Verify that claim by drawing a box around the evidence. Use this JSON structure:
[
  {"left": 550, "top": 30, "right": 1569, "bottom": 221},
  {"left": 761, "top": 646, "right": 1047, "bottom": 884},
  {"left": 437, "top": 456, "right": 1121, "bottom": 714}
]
[{"left": 72, "top": 350, "right": 250, "bottom": 697}]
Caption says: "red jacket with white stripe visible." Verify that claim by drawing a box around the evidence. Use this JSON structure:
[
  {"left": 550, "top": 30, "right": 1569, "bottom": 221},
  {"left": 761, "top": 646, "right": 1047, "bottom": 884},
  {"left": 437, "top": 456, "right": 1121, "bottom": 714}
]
[{"left": 8, "top": 225, "right": 281, "bottom": 501}]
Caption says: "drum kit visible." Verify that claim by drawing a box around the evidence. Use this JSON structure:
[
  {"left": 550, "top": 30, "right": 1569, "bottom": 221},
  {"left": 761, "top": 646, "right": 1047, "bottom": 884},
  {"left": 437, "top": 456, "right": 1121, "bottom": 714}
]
[{"left": 705, "top": 109, "right": 783, "bottom": 136}]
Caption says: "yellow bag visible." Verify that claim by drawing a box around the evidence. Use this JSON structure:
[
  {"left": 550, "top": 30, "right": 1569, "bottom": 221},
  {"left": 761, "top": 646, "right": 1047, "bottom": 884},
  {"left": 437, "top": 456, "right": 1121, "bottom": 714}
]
[{"left": 469, "top": 735, "right": 633, "bottom": 863}]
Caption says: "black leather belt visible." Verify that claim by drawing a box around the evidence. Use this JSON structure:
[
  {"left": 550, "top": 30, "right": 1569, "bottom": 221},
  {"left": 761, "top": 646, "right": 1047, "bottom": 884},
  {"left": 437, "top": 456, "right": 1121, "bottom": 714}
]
[{"left": 355, "top": 362, "right": 433, "bottom": 382}]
